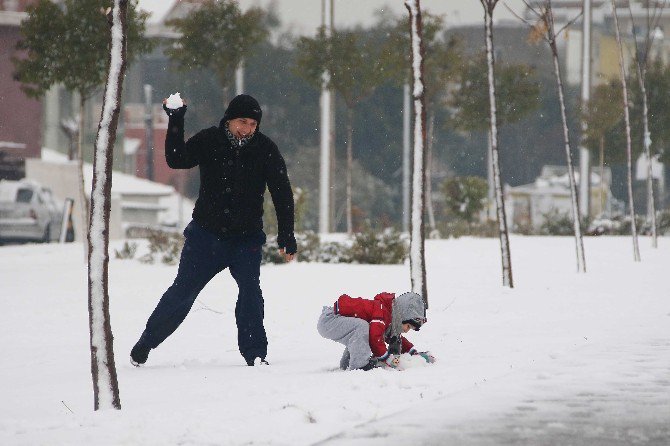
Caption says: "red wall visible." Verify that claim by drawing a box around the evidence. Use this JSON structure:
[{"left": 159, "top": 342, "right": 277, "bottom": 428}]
[
  {"left": 125, "top": 125, "right": 187, "bottom": 191},
  {"left": 0, "top": 23, "right": 43, "bottom": 169}
]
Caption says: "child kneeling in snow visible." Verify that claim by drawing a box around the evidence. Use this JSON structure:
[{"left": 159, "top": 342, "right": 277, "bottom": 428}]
[{"left": 317, "top": 291, "right": 436, "bottom": 371}]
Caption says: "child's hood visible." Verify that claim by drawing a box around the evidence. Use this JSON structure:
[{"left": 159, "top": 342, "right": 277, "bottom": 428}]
[{"left": 394, "top": 292, "right": 425, "bottom": 321}]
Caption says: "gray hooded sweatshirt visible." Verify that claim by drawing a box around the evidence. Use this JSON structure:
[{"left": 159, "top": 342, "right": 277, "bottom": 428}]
[{"left": 388, "top": 292, "right": 425, "bottom": 340}]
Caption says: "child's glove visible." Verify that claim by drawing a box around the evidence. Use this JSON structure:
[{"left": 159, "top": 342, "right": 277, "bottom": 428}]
[
  {"left": 380, "top": 354, "right": 401, "bottom": 370},
  {"left": 387, "top": 336, "right": 402, "bottom": 355},
  {"left": 410, "top": 350, "right": 436, "bottom": 364}
]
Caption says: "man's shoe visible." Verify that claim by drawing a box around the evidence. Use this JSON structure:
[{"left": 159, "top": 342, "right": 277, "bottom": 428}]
[
  {"left": 130, "top": 339, "right": 151, "bottom": 367},
  {"left": 246, "top": 357, "right": 269, "bottom": 366}
]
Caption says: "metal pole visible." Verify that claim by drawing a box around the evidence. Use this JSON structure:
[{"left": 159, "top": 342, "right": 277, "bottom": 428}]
[
  {"left": 329, "top": 1, "right": 336, "bottom": 230},
  {"left": 235, "top": 60, "right": 245, "bottom": 95},
  {"left": 144, "top": 84, "right": 154, "bottom": 181},
  {"left": 579, "top": 0, "right": 592, "bottom": 219},
  {"left": 59, "top": 198, "right": 74, "bottom": 243},
  {"left": 402, "top": 82, "right": 411, "bottom": 232},
  {"left": 319, "top": 0, "right": 333, "bottom": 234},
  {"left": 487, "top": 130, "right": 495, "bottom": 219}
]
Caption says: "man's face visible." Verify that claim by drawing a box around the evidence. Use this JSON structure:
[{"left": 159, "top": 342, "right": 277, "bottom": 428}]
[{"left": 228, "top": 118, "right": 258, "bottom": 139}]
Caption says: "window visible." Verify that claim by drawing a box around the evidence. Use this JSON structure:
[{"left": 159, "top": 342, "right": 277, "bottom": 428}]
[{"left": 16, "top": 188, "right": 34, "bottom": 203}]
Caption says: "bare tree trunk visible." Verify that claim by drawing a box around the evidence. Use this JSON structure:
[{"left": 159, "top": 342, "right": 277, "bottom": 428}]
[
  {"left": 546, "top": 2, "right": 586, "bottom": 273},
  {"left": 88, "top": 0, "right": 127, "bottom": 411},
  {"left": 611, "top": 0, "right": 641, "bottom": 262},
  {"left": 402, "top": 82, "right": 411, "bottom": 233},
  {"left": 599, "top": 136, "right": 605, "bottom": 214},
  {"left": 405, "top": 0, "right": 429, "bottom": 307},
  {"left": 628, "top": 0, "right": 659, "bottom": 248},
  {"left": 77, "top": 95, "right": 89, "bottom": 258},
  {"left": 481, "top": 0, "right": 514, "bottom": 288},
  {"left": 426, "top": 111, "right": 437, "bottom": 234},
  {"left": 635, "top": 66, "right": 658, "bottom": 248},
  {"left": 346, "top": 107, "right": 353, "bottom": 234}
]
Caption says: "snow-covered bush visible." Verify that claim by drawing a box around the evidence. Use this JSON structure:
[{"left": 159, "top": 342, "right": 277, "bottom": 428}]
[
  {"left": 348, "top": 223, "right": 407, "bottom": 264},
  {"left": 637, "top": 210, "right": 670, "bottom": 236},
  {"left": 261, "top": 236, "right": 285, "bottom": 264},
  {"left": 442, "top": 219, "right": 498, "bottom": 238},
  {"left": 263, "top": 225, "right": 405, "bottom": 265},
  {"left": 539, "top": 209, "right": 574, "bottom": 236},
  {"left": 295, "top": 231, "right": 321, "bottom": 262},
  {"left": 121, "top": 227, "right": 405, "bottom": 266},
  {"left": 587, "top": 214, "right": 653, "bottom": 236},
  {"left": 586, "top": 217, "right": 622, "bottom": 236},
  {"left": 655, "top": 210, "right": 670, "bottom": 235},
  {"left": 316, "top": 241, "right": 352, "bottom": 263},
  {"left": 262, "top": 231, "right": 324, "bottom": 264},
  {"left": 114, "top": 241, "right": 137, "bottom": 259},
  {"left": 442, "top": 176, "right": 488, "bottom": 223},
  {"left": 262, "top": 231, "right": 323, "bottom": 264},
  {"left": 138, "top": 229, "right": 184, "bottom": 265}
]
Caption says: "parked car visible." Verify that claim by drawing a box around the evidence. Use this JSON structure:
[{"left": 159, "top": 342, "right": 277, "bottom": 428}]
[{"left": 0, "top": 180, "right": 64, "bottom": 244}]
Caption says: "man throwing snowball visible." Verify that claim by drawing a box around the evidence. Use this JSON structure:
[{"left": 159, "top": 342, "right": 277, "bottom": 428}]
[{"left": 131, "top": 94, "right": 296, "bottom": 367}]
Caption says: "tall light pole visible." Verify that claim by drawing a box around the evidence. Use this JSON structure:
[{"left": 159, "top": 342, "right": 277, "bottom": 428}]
[
  {"left": 319, "top": 0, "right": 333, "bottom": 234},
  {"left": 579, "top": 0, "right": 592, "bottom": 219},
  {"left": 235, "top": 60, "right": 245, "bottom": 95},
  {"left": 144, "top": 84, "right": 154, "bottom": 181}
]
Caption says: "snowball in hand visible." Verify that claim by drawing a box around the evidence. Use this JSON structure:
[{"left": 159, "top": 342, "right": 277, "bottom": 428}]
[{"left": 165, "top": 93, "right": 184, "bottom": 109}]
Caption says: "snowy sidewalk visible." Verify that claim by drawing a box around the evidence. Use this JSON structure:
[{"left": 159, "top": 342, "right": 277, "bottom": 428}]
[
  {"left": 316, "top": 295, "right": 670, "bottom": 445},
  {"left": 1, "top": 236, "right": 669, "bottom": 445}
]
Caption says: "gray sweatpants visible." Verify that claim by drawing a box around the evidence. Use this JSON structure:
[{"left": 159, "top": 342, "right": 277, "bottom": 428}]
[{"left": 317, "top": 306, "right": 372, "bottom": 370}]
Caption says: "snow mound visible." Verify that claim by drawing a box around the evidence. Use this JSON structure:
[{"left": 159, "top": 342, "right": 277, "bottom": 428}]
[{"left": 397, "top": 353, "right": 430, "bottom": 370}]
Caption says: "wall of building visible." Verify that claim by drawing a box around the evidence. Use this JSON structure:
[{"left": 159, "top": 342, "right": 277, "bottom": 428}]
[{"left": 0, "top": 21, "right": 43, "bottom": 177}]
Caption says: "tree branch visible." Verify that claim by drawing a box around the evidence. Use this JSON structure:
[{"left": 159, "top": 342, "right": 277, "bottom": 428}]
[
  {"left": 503, "top": 1, "right": 540, "bottom": 29},
  {"left": 503, "top": 1, "right": 549, "bottom": 43},
  {"left": 555, "top": 10, "right": 583, "bottom": 37},
  {"left": 519, "top": 0, "right": 543, "bottom": 19}
]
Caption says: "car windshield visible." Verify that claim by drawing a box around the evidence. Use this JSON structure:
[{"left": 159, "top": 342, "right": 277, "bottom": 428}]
[{"left": 16, "top": 188, "right": 33, "bottom": 203}]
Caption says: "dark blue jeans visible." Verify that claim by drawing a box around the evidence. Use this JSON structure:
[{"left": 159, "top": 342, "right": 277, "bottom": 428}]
[{"left": 141, "top": 221, "right": 267, "bottom": 362}]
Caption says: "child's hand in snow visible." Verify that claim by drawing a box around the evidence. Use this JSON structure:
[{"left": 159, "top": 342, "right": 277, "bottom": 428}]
[
  {"left": 413, "top": 351, "right": 436, "bottom": 364},
  {"left": 381, "top": 354, "right": 401, "bottom": 370}
]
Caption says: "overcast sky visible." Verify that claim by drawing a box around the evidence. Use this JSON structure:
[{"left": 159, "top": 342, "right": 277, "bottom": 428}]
[{"left": 140, "top": 1, "right": 527, "bottom": 34}]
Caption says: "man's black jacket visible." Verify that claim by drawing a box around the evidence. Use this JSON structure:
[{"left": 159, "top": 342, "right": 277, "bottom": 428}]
[{"left": 165, "top": 114, "right": 294, "bottom": 246}]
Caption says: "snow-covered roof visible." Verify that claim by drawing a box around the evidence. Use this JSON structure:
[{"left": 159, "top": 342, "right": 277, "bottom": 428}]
[
  {"left": 509, "top": 165, "right": 611, "bottom": 196},
  {"left": 0, "top": 10, "right": 25, "bottom": 26},
  {"left": 137, "top": 0, "right": 175, "bottom": 25},
  {"left": 41, "top": 148, "right": 174, "bottom": 197}
]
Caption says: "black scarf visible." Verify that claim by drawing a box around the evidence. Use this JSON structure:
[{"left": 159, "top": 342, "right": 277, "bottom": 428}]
[{"left": 224, "top": 122, "right": 255, "bottom": 148}]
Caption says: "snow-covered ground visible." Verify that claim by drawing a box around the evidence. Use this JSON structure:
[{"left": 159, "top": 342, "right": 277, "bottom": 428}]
[{"left": 1, "top": 235, "right": 668, "bottom": 445}]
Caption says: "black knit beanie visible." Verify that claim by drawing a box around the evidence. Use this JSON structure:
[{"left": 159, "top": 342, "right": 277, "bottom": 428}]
[{"left": 222, "top": 94, "right": 262, "bottom": 126}]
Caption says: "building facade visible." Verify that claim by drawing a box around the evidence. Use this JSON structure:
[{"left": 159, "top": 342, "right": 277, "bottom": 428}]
[{"left": 0, "top": 0, "right": 42, "bottom": 180}]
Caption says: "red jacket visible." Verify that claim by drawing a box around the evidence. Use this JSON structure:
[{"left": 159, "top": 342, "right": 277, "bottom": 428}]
[{"left": 334, "top": 292, "right": 414, "bottom": 359}]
